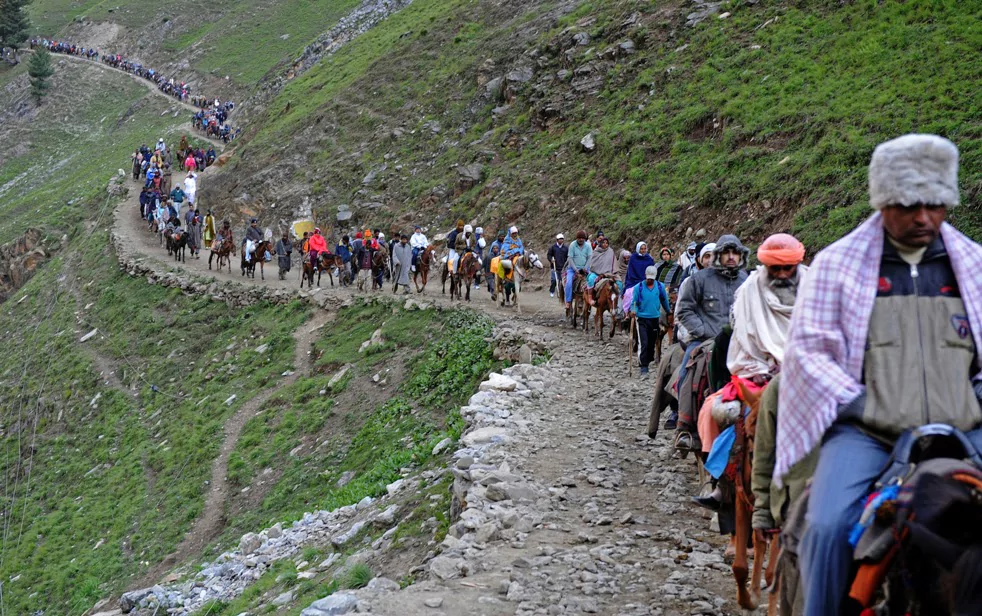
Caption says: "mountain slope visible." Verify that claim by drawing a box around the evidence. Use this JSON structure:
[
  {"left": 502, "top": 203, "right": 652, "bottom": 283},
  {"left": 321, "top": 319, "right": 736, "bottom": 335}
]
[{"left": 211, "top": 0, "right": 982, "bottom": 251}]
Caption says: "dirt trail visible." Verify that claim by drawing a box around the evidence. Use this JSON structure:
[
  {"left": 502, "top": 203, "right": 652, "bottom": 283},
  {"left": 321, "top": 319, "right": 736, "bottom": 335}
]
[
  {"left": 114, "top": 173, "right": 563, "bottom": 324},
  {"left": 128, "top": 308, "right": 333, "bottom": 590}
]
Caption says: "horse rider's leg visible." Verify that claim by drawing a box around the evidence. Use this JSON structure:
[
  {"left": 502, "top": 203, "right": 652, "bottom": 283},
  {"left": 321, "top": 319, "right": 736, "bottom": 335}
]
[
  {"left": 799, "top": 424, "right": 891, "bottom": 616},
  {"left": 565, "top": 266, "right": 576, "bottom": 307}
]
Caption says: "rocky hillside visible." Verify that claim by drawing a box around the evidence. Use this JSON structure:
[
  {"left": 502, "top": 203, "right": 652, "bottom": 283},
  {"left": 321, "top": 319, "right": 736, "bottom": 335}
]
[{"left": 191, "top": 0, "right": 982, "bottom": 253}]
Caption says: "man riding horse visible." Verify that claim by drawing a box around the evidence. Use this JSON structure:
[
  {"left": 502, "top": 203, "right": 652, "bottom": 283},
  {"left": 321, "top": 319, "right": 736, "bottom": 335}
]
[{"left": 778, "top": 135, "right": 982, "bottom": 616}]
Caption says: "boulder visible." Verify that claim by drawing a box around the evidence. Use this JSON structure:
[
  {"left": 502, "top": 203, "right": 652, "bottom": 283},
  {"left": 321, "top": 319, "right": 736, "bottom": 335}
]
[
  {"left": 428, "top": 555, "right": 464, "bottom": 580},
  {"left": 479, "top": 373, "right": 519, "bottom": 392},
  {"left": 301, "top": 592, "right": 359, "bottom": 616},
  {"left": 239, "top": 532, "right": 262, "bottom": 555},
  {"left": 580, "top": 132, "right": 597, "bottom": 153}
]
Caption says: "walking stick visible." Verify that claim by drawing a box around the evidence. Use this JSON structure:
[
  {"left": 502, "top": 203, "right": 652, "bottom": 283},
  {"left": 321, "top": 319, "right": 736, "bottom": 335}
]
[{"left": 628, "top": 315, "right": 636, "bottom": 376}]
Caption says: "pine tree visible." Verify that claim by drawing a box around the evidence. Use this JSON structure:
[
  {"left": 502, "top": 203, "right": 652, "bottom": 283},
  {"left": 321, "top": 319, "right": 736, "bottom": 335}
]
[
  {"left": 27, "top": 45, "right": 53, "bottom": 105},
  {"left": 0, "top": 0, "right": 30, "bottom": 65}
]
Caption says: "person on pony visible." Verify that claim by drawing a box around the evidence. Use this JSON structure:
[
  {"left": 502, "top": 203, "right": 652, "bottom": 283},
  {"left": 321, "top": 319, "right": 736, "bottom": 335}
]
[
  {"left": 502, "top": 226, "right": 524, "bottom": 260},
  {"left": 691, "top": 233, "right": 809, "bottom": 512},
  {"left": 307, "top": 227, "right": 327, "bottom": 266},
  {"left": 585, "top": 236, "right": 616, "bottom": 307},
  {"left": 624, "top": 242, "right": 654, "bottom": 291},
  {"left": 410, "top": 226, "right": 428, "bottom": 271},
  {"left": 213, "top": 220, "right": 233, "bottom": 252},
  {"left": 654, "top": 247, "right": 675, "bottom": 281},
  {"left": 673, "top": 236, "right": 748, "bottom": 450},
  {"left": 564, "top": 230, "right": 593, "bottom": 309},
  {"left": 778, "top": 135, "right": 982, "bottom": 616},
  {"left": 243, "top": 218, "right": 263, "bottom": 262},
  {"left": 446, "top": 220, "right": 465, "bottom": 274}
]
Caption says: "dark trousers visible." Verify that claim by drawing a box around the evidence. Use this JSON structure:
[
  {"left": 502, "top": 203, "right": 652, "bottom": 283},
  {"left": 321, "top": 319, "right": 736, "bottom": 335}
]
[{"left": 637, "top": 317, "right": 660, "bottom": 369}]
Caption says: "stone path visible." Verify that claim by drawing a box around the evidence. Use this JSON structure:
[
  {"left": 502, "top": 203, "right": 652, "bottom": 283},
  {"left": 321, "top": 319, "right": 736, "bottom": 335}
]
[{"left": 116, "top": 320, "right": 738, "bottom": 616}]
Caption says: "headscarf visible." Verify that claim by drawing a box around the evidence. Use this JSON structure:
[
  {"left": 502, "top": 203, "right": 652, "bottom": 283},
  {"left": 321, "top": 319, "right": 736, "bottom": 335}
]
[
  {"left": 635, "top": 241, "right": 647, "bottom": 254},
  {"left": 625, "top": 249, "right": 655, "bottom": 289},
  {"left": 757, "top": 233, "right": 805, "bottom": 266}
]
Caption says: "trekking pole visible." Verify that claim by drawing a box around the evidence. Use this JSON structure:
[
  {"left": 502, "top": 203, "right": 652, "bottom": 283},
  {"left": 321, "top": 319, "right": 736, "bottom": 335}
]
[{"left": 628, "top": 315, "right": 636, "bottom": 377}]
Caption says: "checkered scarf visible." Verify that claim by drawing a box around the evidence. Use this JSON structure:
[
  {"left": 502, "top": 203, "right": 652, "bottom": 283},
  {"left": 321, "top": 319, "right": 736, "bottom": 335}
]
[{"left": 775, "top": 212, "right": 982, "bottom": 483}]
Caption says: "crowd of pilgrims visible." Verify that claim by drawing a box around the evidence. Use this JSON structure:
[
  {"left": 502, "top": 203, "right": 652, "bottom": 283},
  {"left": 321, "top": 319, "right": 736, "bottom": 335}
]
[{"left": 29, "top": 38, "right": 239, "bottom": 142}]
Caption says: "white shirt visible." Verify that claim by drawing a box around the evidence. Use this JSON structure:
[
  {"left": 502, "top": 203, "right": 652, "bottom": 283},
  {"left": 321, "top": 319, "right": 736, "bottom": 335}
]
[
  {"left": 184, "top": 177, "right": 196, "bottom": 194},
  {"left": 410, "top": 232, "right": 429, "bottom": 250}
]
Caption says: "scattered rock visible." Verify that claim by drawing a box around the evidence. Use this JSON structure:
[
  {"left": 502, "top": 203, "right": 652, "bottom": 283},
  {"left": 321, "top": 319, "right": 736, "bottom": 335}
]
[
  {"left": 80, "top": 328, "right": 98, "bottom": 342},
  {"left": 580, "top": 132, "right": 596, "bottom": 153}
]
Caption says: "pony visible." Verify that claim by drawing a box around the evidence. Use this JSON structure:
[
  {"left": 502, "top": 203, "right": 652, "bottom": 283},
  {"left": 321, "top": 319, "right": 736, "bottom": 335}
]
[
  {"left": 209, "top": 236, "right": 235, "bottom": 273},
  {"left": 166, "top": 229, "right": 188, "bottom": 263},
  {"left": 731, "top": 379, "right": 780, "bottom": 613},
  {"left": 494, "top": 251, "right": 543, "bottom": 314},
  {"left": 301, "top": 252, "right": 336, "bottom": 289},
  {"left": 241, "top": 240, "right": 272, "bottom": 280},
  {"left": 453, "top": 252, "right": 482, "bottom": 301},
  {"left": 591, "top": 276, "right": 620, "bottom": 339},
  {"left": 413, "top": 245, "right": 435, "bottom": 293},
  {"left": 567, "top": 271, "right": 589, "bottom": 331}
]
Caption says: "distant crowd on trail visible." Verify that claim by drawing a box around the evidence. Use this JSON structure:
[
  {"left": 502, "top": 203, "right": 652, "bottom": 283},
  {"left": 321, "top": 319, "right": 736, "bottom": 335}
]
[{"left": 29, "top": 37, "right": 241, "bottom": 142}]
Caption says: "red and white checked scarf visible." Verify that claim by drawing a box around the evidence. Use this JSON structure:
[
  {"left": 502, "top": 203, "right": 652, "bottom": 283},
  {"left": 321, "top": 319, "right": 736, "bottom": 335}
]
[{"left": 774, "top": 212, "right": 982, "bottom": 483}]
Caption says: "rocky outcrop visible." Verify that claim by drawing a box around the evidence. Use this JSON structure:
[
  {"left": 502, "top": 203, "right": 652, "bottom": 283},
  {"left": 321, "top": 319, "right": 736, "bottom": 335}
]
[{"left": 0, "top": 227, "right": 60, "bottom": 303}]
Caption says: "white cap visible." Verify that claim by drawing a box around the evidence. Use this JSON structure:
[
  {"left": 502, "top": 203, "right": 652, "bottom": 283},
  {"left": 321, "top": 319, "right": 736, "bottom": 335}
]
[
  {"left": 509, "top": 226, "right": 519, "bottom": 234},
  {"left": 869, "top": 134, "right": 959, "bottom": 210},
  {"left": 475, "top": 227, "right": 483, "bottom": 234},
  {"left": 556, "top": 233, "right": 565, "bottom": 240},
  {"left": 645, "top": 266, "right": 658, "bottom": 280},
  {"left": 464, "top": 224, "right": 473, "bottom": 233},
  {"left": 379, "top": 232, "right": 385, "bottom": 240}
]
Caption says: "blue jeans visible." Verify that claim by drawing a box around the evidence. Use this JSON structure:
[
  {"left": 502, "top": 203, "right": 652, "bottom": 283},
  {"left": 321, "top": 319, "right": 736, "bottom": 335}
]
[
  {"left": 801, "top": 422, "right": 982, "bottom": 616},
  {"left": 564, "top": 265, "right": 578, "bottom": 301}
]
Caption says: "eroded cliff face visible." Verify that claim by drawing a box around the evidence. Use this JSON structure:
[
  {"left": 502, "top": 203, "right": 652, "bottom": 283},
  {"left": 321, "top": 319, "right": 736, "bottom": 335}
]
[{"left": 0, "top": 228, "right": 57, "bottom": 303}]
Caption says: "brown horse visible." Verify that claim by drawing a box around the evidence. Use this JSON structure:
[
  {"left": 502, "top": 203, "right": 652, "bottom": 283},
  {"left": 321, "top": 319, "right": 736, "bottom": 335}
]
[
  {"left": 591, "top": 276, "right": 619, "bottom": 339},
  {"left": 301, "top": 252, "right": 335, "bottom": 289},
  {"left": 731, "top": 379, "right": 781, "bottom": 613},
  {"left": 209, "top": 236, "right": 235, "bottom": 273},
  {"left": 413, "top": 245, "right": 435, "bottom": 293},
  {"left": 567, "top": 271, "right": 588, "bottom": 331},
  {"left": 241, "top": 240, "right": 272, "bottom": 280},
  {"left": 453, "top": 252, "right": 482, "bottom": 301}
]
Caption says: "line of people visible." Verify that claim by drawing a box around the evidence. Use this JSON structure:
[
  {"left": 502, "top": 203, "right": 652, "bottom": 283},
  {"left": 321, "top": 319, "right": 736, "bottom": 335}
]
[
  {"left": 643, "top": 134, "right": 982, "bottom": 615},
  {"left": 30, "top": 37, "right": 239, "bottom": 141}
]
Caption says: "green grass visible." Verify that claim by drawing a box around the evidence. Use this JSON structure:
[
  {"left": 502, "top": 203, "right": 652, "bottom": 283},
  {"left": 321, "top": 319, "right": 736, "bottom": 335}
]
[
  {"left": 343, "top": 563, "right": 373, "bottom": 589},
  {"left": 0, "top": 59, "right": 188, "bottom": 244},
  {"left": 233, "top": 0, "right": 982, "bottom": 251},
  {"left": 0, "top": 229, "right": 310, "bottom": 615},
  {"left": 219, "top": 304, "right": 496, "bottom": 540}
]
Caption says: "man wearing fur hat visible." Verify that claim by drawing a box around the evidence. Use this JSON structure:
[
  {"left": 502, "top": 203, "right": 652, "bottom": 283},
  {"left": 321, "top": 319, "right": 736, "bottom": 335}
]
[{"left": 777, "top": 135, "right": 982, "bottom": 616}]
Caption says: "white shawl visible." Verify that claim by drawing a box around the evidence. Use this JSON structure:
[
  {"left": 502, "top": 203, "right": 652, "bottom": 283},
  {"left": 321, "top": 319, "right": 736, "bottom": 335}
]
[{"left": 726, "top": 266, "right": 807, "bottom": 378}]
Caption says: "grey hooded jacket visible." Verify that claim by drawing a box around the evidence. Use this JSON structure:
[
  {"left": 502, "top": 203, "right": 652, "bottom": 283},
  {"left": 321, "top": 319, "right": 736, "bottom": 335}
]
[{"left": 675, "top": 234, "right": 749, "bottom": 342}]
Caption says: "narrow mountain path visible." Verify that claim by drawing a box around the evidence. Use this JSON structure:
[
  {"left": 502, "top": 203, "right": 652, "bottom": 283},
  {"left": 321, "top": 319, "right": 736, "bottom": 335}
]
[{"left": 127, "top": 308, "right": 333, "bottom": 591}]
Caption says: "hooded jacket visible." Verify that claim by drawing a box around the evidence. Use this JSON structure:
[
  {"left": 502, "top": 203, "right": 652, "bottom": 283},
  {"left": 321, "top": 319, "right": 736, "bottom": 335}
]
[{"left": 676, "top": 235, "right": 749, "bottom": 341}]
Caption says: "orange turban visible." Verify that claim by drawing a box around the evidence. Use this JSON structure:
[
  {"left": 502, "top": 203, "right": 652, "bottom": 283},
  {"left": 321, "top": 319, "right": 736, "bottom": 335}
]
[{"left": 757, "top": 233, "right": 805, "bottom": 266}]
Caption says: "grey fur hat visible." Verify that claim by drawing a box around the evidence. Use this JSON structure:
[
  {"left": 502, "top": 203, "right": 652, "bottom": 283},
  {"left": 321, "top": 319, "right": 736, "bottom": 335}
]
[{"left": 869, "top": 134, "right": 959, "bottom": 210}]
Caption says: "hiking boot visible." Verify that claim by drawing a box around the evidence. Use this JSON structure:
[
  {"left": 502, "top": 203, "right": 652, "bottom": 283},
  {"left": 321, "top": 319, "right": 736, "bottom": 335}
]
[
  {"left": 664, "top": 410, "right": 678, "bottom": 430},
  {"left": 691, "top": 495, "right": 721, "bottom": 512},
  {"left": 550, "top": 292, "right": 555, "bottom": 298}
]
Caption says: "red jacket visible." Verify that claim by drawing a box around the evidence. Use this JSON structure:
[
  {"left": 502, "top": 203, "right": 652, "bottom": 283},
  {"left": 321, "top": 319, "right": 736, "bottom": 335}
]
[{"left": 308, "top": 233, "right": 327, "bottom": 252}]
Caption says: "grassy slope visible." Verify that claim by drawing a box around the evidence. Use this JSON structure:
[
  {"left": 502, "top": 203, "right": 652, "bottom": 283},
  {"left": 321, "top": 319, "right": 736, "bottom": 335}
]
[
  {"left": 0, "top": 58, "right": 308, "bottom": 614},
  {"left": 0, "top": 58, "right": 188, "bottom": 244},
  {"left": 204, "top": 303, "right": 498, "bottom": 616},
  {"left": 233, "top": 0, "right": 982, "bottom": 250},
  {"left": 29, "top": 0, "right": 360, "bottom": 88},
  {"left": 0, "top": 231, "right": 309, "bottom": 615}
]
